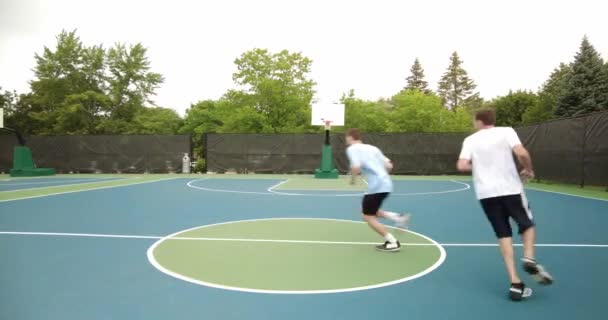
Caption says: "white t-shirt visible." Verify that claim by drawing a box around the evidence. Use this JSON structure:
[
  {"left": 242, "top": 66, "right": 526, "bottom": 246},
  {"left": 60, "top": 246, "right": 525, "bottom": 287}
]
[
  {"left": 346, "top": 143, "right": 393, "bottom": 194},
  {"left": 459, "top": 127, "right": 524, "bottom": 200}
]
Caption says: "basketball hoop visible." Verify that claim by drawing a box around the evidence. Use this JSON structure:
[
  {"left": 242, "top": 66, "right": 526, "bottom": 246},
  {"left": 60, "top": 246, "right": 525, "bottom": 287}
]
[{"left": 323, "top": 120, "right": 333, "bottom": 130}]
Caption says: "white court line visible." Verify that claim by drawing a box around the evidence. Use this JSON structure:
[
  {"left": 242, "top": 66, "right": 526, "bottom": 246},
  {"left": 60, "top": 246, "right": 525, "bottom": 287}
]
[
  {"left": 0, "top": 231, "right": 606, "bottom": 248},
  {"left": 525, "top": 186, "right": 608, "bottom": 202},
  {"left": 146, "top": 217, "right": 447, "bottom": 294},
  {"left": 186, "top": 179, "right": 275, "bottom": 195},
  {"left": 0, "top": 178, "right": 119, "bottom": 186},
  {"left": 0, "top": 177, "right": 180, "bottom": 203},
  {"left": 267, "top": 180, "right": 289, "bottom": 192},
  {"left": 0, "top": 178, "right": 126, "bottom": 192},
  {"left": 189, "top": 179, "right": 470, "bottom": 197}
]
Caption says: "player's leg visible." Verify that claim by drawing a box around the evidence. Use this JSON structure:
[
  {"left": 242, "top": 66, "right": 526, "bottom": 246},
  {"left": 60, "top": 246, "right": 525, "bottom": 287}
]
[
  {"left": 376, "top": 194, "right": 410, "bottom": 228},
  {"left": 481, "top": 196, "right": 531, "bottom": 301},
  {"left": 362, "top": 193, "right": 400, "bottom": 252},
  {"left": 498, "top": 237, "right": 521, "bottom": 284},
  {"left": 506, "top": 194, "right": 553, "bottom": 285}
]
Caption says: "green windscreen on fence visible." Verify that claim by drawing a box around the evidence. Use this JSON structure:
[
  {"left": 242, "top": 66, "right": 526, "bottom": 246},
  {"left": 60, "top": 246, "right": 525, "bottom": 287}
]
[
  {"left": 205, "top": 132, "right": 469, "bottom": 175},
  {"left": 0, "top": 134, "right": 192, "bottom": 174},
  {"left": 205, "top": 111, "right": 608, "bottom": 187}
]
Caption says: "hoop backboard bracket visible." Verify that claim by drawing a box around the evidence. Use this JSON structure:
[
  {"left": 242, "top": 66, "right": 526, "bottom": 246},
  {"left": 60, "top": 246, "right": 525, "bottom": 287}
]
[{"left": 311, "top": 103, "right": 345, "bottom": 126}]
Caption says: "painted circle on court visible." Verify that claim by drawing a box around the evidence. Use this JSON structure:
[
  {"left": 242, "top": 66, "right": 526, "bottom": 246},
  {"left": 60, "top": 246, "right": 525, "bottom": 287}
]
[
  {"left": 186, "top": 179, "right": 470, "bottom": 197},
  {"left": 147, "top": 218, "right": 446, "bottom": 294}
]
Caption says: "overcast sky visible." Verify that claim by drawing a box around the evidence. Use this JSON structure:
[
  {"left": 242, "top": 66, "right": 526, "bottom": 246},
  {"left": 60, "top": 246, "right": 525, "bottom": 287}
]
[{"left": 1, "top": 0, "right": 607, "bottom": 115}]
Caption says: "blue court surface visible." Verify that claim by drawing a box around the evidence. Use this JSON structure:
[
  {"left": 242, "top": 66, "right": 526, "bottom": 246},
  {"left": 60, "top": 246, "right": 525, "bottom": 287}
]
[
  {"left": 0, "top": 176, "right": 606, "bottom": 320},
  {"left": 0, "top": 177, "right": 124, "bottom": 192}
]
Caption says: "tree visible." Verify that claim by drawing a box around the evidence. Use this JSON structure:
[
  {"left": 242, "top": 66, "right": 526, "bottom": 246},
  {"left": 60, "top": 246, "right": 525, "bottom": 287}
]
[
  {"left": 105, "top": 43, "right": 164, "bottom": 124},
  {"left": 555, "top": 36, "right": 608, "bottom": 117},
  {"left": 341, "top": 90, "right": 388, "bottom": 133},
  {"left": 462, "top": 93, "right": 485, "bottom": 115},
  {"left": 232, "top": 49, "right": 316, "bottom": 133},
  {"left": 180, "top": 100, "right": 225, "bottom": 135},
  {"left": 126, "top": 107, "right": 182, "bottom": 134},
  {"left": 437, "top": 52, "right": 478, "bottom": 110},
  {"left": 489, "top": 90, "right": 539, "bottom": 127},
  {"left": 11, "top": 30, "right": 166, "bottom": 135},
  {"left": 388, "top": 90, "right": 471, "bottom": 132},
  {"left": 522, "top": 63, "right": 570, "bottom": 124},
  {"left": 0, "top": 88, "right": 17, "bottom": 122},
  {"left": 405, "top": 58, "right": 430, "bottom": 94},
  {"left": 23, "top": 30, "right": 105, "bottom": 134}
]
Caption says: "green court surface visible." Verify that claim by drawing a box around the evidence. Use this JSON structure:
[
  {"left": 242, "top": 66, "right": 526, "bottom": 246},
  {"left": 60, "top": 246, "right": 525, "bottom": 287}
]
[
  {"left": 149, "top": 218, "right": 443, "bottom": 293},
  {"left": 1, "top": 174, "right": 607, "bottom": 320}
]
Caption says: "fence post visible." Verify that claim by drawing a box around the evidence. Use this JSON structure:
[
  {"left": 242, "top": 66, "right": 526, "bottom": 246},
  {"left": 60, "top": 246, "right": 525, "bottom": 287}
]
[{"left": 580, "top": 116, "right": 587, "bottom": 188}]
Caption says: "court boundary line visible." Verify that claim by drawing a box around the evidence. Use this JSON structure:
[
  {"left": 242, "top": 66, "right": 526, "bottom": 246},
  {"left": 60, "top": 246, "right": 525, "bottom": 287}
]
[
  {"left": 0, "top": 177, "right": 180, "bottom": 203},
  {"left": 525, "top": 186, "right": 608, "bottom": 202},
  {"left": 1, "top": 230, "right": 607, "bottom": 248},
  {"left": 188, "top": 179, "right": 471, "bottom": 197},
  {"left": 0, "top": 177, "right": 128, "bottom": 192},
  {"left": 146, "top": 217, "right": 447, "bottom": 294}
]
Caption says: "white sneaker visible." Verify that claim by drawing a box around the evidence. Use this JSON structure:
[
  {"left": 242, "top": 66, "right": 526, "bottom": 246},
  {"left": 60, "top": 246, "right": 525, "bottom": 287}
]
[{"left": 395, "top": 213, "right": 411, "bottom": 229}]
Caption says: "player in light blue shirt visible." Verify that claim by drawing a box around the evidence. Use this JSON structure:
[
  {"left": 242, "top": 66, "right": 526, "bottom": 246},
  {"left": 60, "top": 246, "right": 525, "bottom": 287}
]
[{"left": 345, "top": 128, "right": 409, "bottom": 252}]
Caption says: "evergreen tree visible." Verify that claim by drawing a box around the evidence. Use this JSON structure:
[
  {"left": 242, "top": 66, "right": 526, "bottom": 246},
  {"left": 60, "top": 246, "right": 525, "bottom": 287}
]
[
  {"left": 522, "top": 63, "right": 570, "bottom": 124},
  {"left": 437, "top": 52, "right": 477, "bottom": 110},
  {"left": 405, "top": 58, "right": 430, "bottom": 94},
  {"left": 555, "top": 36, "right": 608, "bottom": 117}
]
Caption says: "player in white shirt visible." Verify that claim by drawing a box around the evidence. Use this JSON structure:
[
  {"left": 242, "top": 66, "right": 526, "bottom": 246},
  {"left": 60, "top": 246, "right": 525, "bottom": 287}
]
[
  {"left": 345, "top": 128, "right": 410, "bottom": 252},
  {"left": 457, "top": 109, "right": 553, "bottom": 301}
]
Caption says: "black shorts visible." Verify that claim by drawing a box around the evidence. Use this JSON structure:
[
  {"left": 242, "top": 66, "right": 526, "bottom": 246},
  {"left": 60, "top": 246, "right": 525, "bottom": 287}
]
[
  {"left": 362, "top": 192, "right": 389, "bottom": 215},
  {"left": 479, "top": 194, "right": 535, "bottom": 238}
]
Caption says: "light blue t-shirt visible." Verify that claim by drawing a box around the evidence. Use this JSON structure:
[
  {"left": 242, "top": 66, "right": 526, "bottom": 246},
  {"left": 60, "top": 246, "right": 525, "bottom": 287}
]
[{"left": 346, "top": 143, "right": 393, "bottom": 194}]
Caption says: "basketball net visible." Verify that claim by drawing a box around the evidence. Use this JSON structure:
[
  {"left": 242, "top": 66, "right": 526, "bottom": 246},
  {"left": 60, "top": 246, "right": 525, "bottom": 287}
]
[{"left": 323, "top": 120, "right": 332, "bottom": 130}]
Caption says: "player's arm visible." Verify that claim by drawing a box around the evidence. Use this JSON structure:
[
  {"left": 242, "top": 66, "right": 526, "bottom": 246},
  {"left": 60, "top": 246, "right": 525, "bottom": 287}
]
[
  {"left": 347, "top": 148, "right": 361, "bottom": 185},
  {"left": 350, "top": 165, "right": 361, "bottom": 181},
  {"left": 457, "top": 159, "right": 472, "bottom": 172},
  {"left": 507, "top": 128, "right": 534, "bottom": 180},
  {"left": 380, "top": 150, "right": 393, "bottom": 172},
  {"left": 385, "top": 158, "right": 393, "bottom": 172},
  {"left": 513, "top": 144, "right": 534, "bottom": 180},
  {"left": 457, "top": 139, "right": 472, "bottom": 172}
]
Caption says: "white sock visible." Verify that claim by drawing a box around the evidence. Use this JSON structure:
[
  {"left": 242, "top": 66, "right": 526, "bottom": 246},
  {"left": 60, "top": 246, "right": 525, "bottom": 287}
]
[
  {"left": 382, "top": 211, "right": 401, "bottom": 222},
  {"left": 384, "top": 233, "right": 397, "bottom": 244}
]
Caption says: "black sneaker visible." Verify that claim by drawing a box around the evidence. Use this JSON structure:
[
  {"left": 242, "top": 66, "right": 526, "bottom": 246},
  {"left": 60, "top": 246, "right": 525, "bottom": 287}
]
[
  {"left": 509, "top": 282, "right": 533, "bottom": 301},
  {"left": 376, "top": 241, "right": 401, "bottom": 252},
  {"left": 522, "top": 258, "right": 553, "bottom": 285}
]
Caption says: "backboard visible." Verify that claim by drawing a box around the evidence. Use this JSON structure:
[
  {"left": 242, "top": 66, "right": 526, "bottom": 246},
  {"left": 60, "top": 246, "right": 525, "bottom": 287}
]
[
  {"left": 311, "top": 103, "right": 344, "bottom": 126},
  {"left": 0, "top": 108, "right": 4, "bottom": 128}
]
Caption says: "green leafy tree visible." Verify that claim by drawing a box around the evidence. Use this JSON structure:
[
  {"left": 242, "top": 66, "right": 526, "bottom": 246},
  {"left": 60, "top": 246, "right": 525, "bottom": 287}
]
[
  {"left": 23, "top": 30, "right": 106, "bottom": 134},
  {"left": 341, "top": 90, "right": 388, "bottom": 132},
  {"left": 0, "top": 88, "right": 17, "bottom": 127},
  {"left": 522, "top": 63, "right": 570, "bottom": 124},
  {"left": 555, "top": 36, "right": 608, "bottom": 117},
  {"left": 12, "top": 30, "right": 166, "bottom": 135},
  {"left": 388, "top": 90, "right": 471, "bottom": 132},
  {"left": 489, "top": 90, "right": 539, "bottom": 127},
  {"left": 126, "top": 107, "right": 182, "bottom": 134},
  {"left": 180, "top": 100, "right": 225, "bottom": 136},
  {"left": 104, "top": 43, "right": 164, "bottom": 127},
  {"left": 405, "top": 58, "right": 430, "bottom": 94},
  {"left": 437, "top": 52, "right": 478, "bottom": 110},
  {"left": 232, "top": 49, "right": 315, "bottom": 132},
  {"left": 462, "top": 93, "right": 485, "bottom": 115}
]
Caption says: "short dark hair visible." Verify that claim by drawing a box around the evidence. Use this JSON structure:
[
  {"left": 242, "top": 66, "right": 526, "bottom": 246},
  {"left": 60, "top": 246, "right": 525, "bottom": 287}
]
[
  {"left": 475, "top": 109, "right": 496, "bottom": 126},
  {"left": 346, "top": 128, "right": 361, "bottom": 140}
]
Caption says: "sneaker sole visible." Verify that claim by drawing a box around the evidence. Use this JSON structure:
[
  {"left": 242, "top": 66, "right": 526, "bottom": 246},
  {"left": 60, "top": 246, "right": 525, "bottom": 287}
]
[
  {"left": 375, "top": 247, "right": 401, "bottom": 252},
  {"left": 523, "top": 262, "right": 554, "bottom": 285},
  {"left": 509, "top": 287, "right": 533, "bottom": 301}
]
